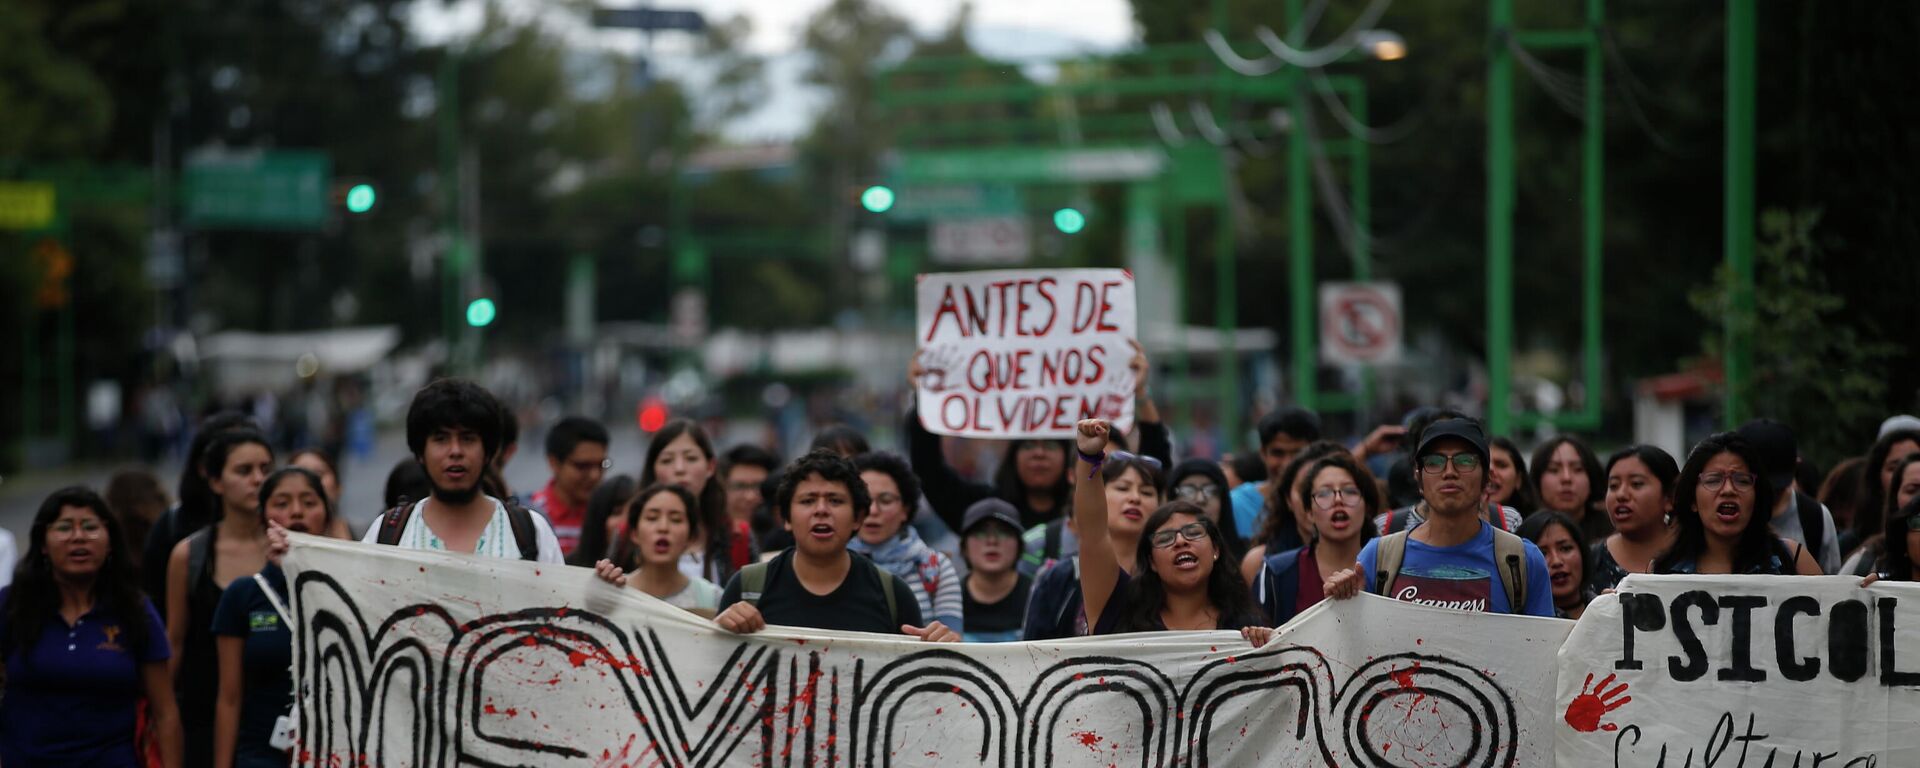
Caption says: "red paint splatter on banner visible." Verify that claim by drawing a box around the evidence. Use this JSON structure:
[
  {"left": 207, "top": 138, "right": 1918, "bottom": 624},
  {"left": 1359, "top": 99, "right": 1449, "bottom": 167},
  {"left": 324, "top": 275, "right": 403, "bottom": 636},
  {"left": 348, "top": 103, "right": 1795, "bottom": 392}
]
[
  {"left": 1389, "top": 661, "right": 1421, "bottom": 689},
  {"left": 1071, "top": 731, "right": 1103, "bottom": 751}
]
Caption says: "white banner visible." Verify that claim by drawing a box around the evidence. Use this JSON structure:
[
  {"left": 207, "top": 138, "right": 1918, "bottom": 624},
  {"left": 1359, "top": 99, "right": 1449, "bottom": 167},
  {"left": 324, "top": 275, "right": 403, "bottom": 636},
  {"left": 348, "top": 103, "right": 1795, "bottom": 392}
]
[
  {"left": 914, "top": 269, "right": 1136, "bottom": 439},
  {"left": 286, "top": 535, "right": 1571, "bottom": 767},
  {"left": 1556, "top": 575, "right": 1920, "bottom": 767}
]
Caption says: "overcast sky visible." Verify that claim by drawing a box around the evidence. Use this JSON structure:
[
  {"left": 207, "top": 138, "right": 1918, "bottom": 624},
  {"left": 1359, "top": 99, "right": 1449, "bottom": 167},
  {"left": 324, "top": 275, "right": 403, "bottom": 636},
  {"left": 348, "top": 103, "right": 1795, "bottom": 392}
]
[{"left": 413, "top": 0, "right": 1140, "bottom": 139}]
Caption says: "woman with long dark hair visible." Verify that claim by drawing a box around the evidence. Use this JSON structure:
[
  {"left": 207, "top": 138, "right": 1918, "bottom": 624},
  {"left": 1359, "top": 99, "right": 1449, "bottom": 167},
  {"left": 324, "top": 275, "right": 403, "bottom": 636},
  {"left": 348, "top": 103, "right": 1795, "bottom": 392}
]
[
  {"left": 287, "top": 449, "right": 354, "bottom": 540},
  {"left": 1848, "top": 429, "right": 1920, "bottom": 560},
  {"left": 1588, "top": 445, "right": 1680, "bottom": 592},
  {"left": 1019, "top": 452, "right": 1163, "bottom": 641},
  {"left": 143, "top": 412, "right": 257, "bottom": 612},
  {"left": 1531, "top": 435, "right": 1609, "bottom": 539},
  {"left": 1874, "top": 495, "right": 1919, "bottom": 582},
  {"left": 1517, "top": 512, "right": 1596, "bottom": 619},
  {"left": 1252, "top": 453, "right": 1381, "bottom": 626},
  {"left": 1841, "top": 454, "right": 1920, "bottom": 578},
  {"left": 642, "top": 419, "right": 750, "bottom": 585},
  {"left": 165, "top": 429, "right": 274, "bottom": 768},
  {"left": 601, "top": 483, "right": 726, "bottom": 616},
  {"left": 1073, "top": 420, "right": 1264, "bottom": 639},
  {"left": 567, "top": 474, "right": 638, "bottom": 568},
  {"left": 1488, "top": 437, "right": 1539, "bottom": 515},
  {"left": 212, "top": 468, "right": 333, "bottom": 768},
  {"left": 1, "top": 487, "right": 181, "bottom": 767},
  {"left": 1239, "top": 441, "right": 1346, "bottom": 583},
  {"left": 1652, "top": 433, "right": 1821, "bottom": 576}
]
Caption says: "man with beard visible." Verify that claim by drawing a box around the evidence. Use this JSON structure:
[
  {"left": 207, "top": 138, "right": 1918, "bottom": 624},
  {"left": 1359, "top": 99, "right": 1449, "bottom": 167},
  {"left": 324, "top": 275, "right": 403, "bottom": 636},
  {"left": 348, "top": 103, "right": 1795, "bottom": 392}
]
[
  {"left": 711, "top": 449, "right": 959, "bottom": 640},
  {"left": 362, "top": 379, "right": 563, "bottom": 563},
  {"left": 1325, "top": 418, "right": 1552, "bottom": 616}
]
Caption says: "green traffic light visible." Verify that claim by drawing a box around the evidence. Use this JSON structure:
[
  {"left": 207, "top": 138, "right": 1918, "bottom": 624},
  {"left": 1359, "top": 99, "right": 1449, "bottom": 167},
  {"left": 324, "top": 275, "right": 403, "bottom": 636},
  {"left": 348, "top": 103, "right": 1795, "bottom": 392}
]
[
  {"left": 345, "top": 184, "right": 376, "bottom": 213},
  {"left": 861, "top": 185, "right": 895, "bottom": 213},
  {"left": 465, "top": 298, "right": 496, "bottom": 327},
  {"left": 1054, "top": 207, "right": 1086, "bottom": 234}
]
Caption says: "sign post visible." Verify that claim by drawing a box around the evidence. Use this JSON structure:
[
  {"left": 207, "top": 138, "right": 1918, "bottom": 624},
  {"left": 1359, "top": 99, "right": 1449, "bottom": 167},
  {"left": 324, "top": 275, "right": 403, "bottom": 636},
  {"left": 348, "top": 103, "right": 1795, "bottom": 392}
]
[
  {"left": 1318, "top": 281, "right": 1403, "bottom": 367},
  {"left": 915, "top": 269, "right": 1137, "bottom": 439}
]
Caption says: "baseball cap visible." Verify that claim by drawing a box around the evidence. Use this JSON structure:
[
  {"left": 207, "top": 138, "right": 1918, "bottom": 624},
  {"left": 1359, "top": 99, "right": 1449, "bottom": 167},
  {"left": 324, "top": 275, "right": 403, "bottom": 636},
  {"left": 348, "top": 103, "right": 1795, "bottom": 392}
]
[
  {"left": 1413, "top": 418, "right": 1488, "bottom": 462},
  {"left": 1736, "top": 418, "right": 1797, "bottom": 492},
  {"left": 961, "top": 498, "right": 1023, "bottom": 537}
]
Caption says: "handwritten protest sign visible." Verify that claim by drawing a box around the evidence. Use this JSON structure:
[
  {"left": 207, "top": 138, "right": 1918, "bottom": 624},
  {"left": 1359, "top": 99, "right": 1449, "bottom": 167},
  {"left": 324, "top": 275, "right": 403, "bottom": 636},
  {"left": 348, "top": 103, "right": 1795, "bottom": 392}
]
[
  {"left": 914, "top": 269, "right": 1136, "bottom": 439},
  {"left": 286, "top": 535, "right": 1570, "bottom": 767},
  {"left": 1557, "top": 575, "right": 1920, "bottom": 767}
]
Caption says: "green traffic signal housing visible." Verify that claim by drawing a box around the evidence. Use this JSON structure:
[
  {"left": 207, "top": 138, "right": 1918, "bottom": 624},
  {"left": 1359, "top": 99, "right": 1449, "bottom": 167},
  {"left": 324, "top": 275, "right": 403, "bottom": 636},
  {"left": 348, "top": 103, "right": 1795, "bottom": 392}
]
[
  {"left": 860, "top": 185, "right": 895, "bottom": 213},
  {"left": 465, "top": 298, "right": 496, "bottom": 327},
  {"left": 1053, "top": 207, "right": 1086, "bottom": 234},
  {"left": 345, "top": 184, "right": 376, "bottom": 213}
]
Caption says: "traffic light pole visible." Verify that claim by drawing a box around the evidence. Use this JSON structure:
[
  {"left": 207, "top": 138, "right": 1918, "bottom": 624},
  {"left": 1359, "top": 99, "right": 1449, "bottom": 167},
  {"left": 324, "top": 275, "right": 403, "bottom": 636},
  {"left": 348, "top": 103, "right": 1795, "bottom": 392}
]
[{"left": 439, "top": 52, "right": 464, "bottom": 371}]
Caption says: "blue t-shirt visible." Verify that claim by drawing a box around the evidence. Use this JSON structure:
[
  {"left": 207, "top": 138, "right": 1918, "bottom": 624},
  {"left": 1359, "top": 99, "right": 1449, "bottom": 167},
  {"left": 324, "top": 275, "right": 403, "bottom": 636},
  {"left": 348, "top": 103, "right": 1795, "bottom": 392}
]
[
  {"left": 0, "top": 589, "right": 170, "bottom": 768},
  {"left": 1357, "top": 521, "right": 1555, "bottom": 617},
  {"left": 1229, "top": 482, "right": 1265, "bottom": 539},
  {"left": 211, "top": 563, "right": 294, "bottom": 768}
]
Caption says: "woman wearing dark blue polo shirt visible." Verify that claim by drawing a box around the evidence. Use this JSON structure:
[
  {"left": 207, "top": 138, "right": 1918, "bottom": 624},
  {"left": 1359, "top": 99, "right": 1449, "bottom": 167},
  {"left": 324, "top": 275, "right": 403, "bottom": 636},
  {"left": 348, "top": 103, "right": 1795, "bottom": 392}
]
[
  {"left": 0, "top": 486, "right": 181, "bottom": 767},
  {"left": 213, "top": 468, "right": 333, "bottom": 768}
]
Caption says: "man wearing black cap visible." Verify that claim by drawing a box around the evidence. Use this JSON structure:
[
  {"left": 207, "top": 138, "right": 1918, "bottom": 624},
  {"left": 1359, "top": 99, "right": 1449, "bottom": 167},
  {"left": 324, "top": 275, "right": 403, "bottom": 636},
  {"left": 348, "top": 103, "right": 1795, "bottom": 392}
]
[
  {"left": 1325, "top": 417, "right": 1553, "bottom": 616},
  {"left": 1737, "top": 419, "right": 1839, "bottom": 574},
  {"left": 959, "top": 499, "right": 1031, "bottom": 642}
]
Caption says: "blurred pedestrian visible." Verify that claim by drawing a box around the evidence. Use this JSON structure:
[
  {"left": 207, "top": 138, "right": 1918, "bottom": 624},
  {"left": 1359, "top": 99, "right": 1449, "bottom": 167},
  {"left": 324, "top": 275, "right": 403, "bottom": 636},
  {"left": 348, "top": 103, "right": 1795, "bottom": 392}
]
[
  {"left": 1, "top": 487, "right": 180, "bottom": 768},
  {"left": 166, "top": 429, "right": 274, "bottom": 768},
  {"left": 643, "top": 419, "right": 750, "bottom": 584},
  {"left": 1517, "top": 512, "right": 1595, "bottom": 619},
  {"left": 593, "top": 484, "right": 724, "bottom": 617},
  {"left": 1227, "top": 408, "right": 1322, "bottom": 540},
  {"left": 105, "top": 469, "right": 171, "bottom": 577},
  {"left": 528, "top": 416, "right": 611, "bottom": 555},
  {"left": 849, "top": 452, "right": 963, "bottom": 632},
  {"left": 1848, "top": 429, "right": 1920, "bottom": 564},
  {"left": 143, "top": 412, "right": 257, "bottom": 615},
  {"left": 286, "top": 449, "right": 353, "bottom": 540},
  {"left": 212, "top": 468, "right": 332, "bottom": 768},
  {"left": 958, "top": 500, "right": 1028, "bottom": 642},
  {"left": 1736, "top": 419, "right": 1841, "bottom": 573},
  {"left": 1487, "top": 436, "right": 1539, "bottom": 516},
  {"left": 568, "top": 474, "right": 637, "bottom": 568},
  {"left": 1531, "top": 435, "right": 1610, "bottom": 540}
]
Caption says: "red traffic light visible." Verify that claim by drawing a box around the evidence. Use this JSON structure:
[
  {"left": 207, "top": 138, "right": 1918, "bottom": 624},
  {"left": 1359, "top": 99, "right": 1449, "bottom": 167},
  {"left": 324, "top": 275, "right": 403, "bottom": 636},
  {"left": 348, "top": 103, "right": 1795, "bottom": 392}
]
[{"left": 636, "top": 397, "right": 670, "bottom": 433}]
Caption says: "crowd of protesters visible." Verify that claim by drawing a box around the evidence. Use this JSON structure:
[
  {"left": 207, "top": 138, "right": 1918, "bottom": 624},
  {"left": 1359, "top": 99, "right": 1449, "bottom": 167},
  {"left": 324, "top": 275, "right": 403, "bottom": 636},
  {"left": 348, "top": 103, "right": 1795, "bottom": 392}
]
[{"left": 5, "top": 355, "right": 1916, "bottom": 768}]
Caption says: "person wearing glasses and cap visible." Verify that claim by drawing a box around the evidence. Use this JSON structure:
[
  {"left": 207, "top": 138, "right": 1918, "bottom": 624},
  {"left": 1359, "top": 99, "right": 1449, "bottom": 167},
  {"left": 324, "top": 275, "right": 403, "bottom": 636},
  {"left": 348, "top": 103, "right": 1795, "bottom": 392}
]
[
  {"left": 1324, "top": 417, "right": 1554, "bottom": 616},
  {"left": 1650, "top": 432, "right": 1823, "bottom": 576}
]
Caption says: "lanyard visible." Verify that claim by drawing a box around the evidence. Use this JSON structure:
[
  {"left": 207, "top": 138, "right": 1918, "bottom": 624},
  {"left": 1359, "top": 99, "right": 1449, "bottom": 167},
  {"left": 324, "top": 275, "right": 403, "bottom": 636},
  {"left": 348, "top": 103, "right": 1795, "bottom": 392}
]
[{"left": 254, "top": 572, "right": 293, "bottom": 630}]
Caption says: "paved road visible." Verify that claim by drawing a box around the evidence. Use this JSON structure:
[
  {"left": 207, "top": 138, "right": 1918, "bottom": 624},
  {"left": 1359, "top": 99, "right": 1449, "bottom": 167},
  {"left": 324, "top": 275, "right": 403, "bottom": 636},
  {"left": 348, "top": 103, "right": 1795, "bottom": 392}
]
[{"left": 0, "top": 424, "right": 658, "bottom": 546}]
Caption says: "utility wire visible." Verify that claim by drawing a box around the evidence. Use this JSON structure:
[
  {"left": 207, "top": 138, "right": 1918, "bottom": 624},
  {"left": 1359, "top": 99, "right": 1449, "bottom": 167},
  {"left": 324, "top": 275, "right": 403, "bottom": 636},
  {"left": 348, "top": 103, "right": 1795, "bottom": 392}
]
[
  {"left": 1202, "top": 0, "right": 1394, "bottom": 75},
  {"left": 1599, "top": 27, "right": 1683, "bottom": 154},
  {"left": 1310, "top": 69, "right": 1425, "bottom": 144},
  {"left": 1150, "top": 101, "right": 1188, "bottom": 146}
]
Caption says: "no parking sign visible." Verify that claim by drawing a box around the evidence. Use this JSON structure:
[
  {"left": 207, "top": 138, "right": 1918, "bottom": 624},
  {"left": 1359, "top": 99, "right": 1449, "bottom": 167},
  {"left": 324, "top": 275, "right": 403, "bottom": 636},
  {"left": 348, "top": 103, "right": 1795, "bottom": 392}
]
[{"left": 1319, "top": 281, "right": 1402, "bottom": 365}]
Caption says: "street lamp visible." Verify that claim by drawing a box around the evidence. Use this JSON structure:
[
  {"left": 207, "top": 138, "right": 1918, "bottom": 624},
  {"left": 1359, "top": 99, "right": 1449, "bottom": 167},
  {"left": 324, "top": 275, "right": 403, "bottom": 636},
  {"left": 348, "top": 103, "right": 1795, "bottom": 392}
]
[{"left": 1356, "top": 30, "right": 1407, "bottom": 62}]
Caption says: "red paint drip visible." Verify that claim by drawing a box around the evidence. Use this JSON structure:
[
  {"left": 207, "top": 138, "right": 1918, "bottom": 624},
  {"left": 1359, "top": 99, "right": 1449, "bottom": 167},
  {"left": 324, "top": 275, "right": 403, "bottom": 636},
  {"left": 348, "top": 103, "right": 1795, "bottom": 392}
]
[{"left": 1071, "top": 730, "right": 1103, "bottom": 751}]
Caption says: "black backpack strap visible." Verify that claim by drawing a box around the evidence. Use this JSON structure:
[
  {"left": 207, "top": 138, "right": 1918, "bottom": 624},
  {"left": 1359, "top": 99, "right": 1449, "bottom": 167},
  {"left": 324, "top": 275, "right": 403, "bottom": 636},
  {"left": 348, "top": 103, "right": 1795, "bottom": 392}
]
[
  {"left": 503, "top": 501, "right": 541, "bottom": 561},
  {"left": 375, "top": 500, "right": 414, "bottom": 546},
  {"left": 1794, "top": 490, "right": 1825, "bottom": 563},
  {"left": 187, "top": 528, "right": 214, "bottom": 587},
  {"left": 1043, "top": 518, "right": 1064, "bottom": 561}
]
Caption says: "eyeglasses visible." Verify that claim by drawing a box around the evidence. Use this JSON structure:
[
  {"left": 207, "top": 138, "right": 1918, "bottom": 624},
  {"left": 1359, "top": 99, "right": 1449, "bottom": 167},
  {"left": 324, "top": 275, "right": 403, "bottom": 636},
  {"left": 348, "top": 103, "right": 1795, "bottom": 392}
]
[
  {"left": 1419, "top": 453, "right": 1481, "bottom": 474},
  {"left": 1173, "top": 484, "right": 1221, "bottom": 502},
  {"left": 1109, "top": 451, "right": 1163, "bottom": 471},
  {"left": 567, "top": 459, "right": 613, "bottom": 473},
  {"left": 1311, "top": 486, "right": 1364, "bottom": 509},
  {"left": 726, "top": 481, "right": 761, "bottom": 493},
  {"left": 1149, "top": 521, "right": 1209, "bottom": 549},
  {"left": 872, "top": 493, "right": 902, "bottom": 507},
  {"left": 1699, "top": 471, "right": 1757, "bottom": 492},
  {"left": 51, "top": 521, "right": 106, "bottom": 540}
]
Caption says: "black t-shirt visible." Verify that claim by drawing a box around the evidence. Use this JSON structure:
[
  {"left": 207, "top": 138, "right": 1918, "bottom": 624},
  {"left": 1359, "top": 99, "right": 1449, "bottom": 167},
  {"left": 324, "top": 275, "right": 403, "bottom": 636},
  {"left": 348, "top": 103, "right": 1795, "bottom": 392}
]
[
  {"left": 962, "top": 572, "right": 1032, "bottom": 638},
  {"left": 718, "top": 550, "right": 923, "bottom": 634}
]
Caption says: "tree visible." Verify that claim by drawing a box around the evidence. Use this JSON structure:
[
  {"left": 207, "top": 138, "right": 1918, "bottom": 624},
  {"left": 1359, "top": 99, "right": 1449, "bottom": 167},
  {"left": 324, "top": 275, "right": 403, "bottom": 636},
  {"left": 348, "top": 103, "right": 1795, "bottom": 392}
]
[{"left": 1688, "top": 209, "right": 1902, "bottom": 465}]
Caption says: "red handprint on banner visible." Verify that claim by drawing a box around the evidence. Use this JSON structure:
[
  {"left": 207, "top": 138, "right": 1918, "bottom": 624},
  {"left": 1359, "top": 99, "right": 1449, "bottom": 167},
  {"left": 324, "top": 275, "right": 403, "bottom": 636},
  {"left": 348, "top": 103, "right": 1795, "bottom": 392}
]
[
  {"left": 914, "top": 345, "right": 968, "bottom": 394},
  {"left": 1564, "top": 672, "right": 1632, "bottom": 733}
]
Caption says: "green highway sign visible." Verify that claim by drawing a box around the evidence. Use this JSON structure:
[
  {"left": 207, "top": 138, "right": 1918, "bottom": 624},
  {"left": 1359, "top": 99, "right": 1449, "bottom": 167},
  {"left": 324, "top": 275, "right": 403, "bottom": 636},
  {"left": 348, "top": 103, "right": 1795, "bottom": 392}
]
[
  {"left": 885, "top": 184, "right": 1024, "bottom": 222},
  {"left": 183, "top": 149, "right": 330, "bottom": 230},
  {"left": 894, "top": 146, "right": 1165, "bottom": 185}
]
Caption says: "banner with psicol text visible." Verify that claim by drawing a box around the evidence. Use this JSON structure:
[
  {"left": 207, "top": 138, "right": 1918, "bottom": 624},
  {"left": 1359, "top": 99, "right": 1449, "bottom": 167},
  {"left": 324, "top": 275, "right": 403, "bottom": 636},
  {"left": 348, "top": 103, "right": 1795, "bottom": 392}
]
[
  {"left": 915, "top": 269, "right": 1136, "bottom": 439},
  {"left": 1556, "top": 575, "right": 1920, "bottom": 767},
  {"left": 286, "top": 535, "right": 1573, "bottom": 767}
]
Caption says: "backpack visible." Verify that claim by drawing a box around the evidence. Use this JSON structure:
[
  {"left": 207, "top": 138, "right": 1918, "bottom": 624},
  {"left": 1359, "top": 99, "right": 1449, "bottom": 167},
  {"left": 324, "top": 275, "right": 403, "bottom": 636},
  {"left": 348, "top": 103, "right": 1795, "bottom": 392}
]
[
  {"left": 1255, "top": 548, "right": 1304, "bottom": 625},
  {"left": 736, "top": 559, "right": 898, "bottom": 626},
  {"left": 374, "top": 497, "right": 541, "bottom": 561},
  {"left": 1372, "top": 525, "right": 1529, "bottom": 614}
]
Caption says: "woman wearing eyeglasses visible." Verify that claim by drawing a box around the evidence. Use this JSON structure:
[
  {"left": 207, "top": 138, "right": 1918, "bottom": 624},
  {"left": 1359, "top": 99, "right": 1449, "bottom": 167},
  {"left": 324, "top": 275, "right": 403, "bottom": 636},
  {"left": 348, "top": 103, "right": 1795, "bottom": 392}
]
[
  {"left": 1072, "top": 420, "right": 1265, "bottom": 641},
  {"left": 1167, "top": 459, "right": 1248, "bottom": 564},
  {"left": 1251, "top": 453, "right": 1381, "bottom": 626},
  {"left": 1652, "top": 433, "right": 1823, "bottom": 576}
]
